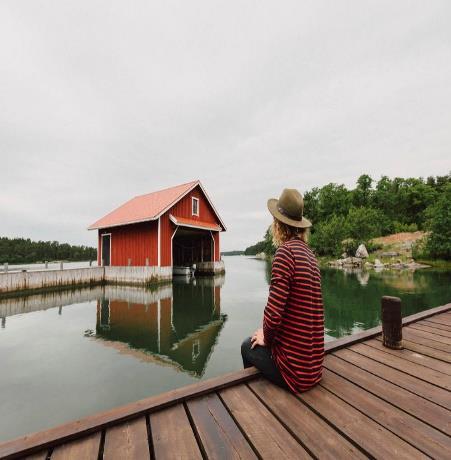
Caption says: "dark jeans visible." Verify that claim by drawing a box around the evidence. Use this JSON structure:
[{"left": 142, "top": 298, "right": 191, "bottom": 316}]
[{"left": 241, "top": 337, "right": 289, "bottom": 390}]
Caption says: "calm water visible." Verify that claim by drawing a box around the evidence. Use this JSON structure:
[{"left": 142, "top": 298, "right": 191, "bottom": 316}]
[{"left": 0, "top": 256, "right": 450, "bottom": 441}]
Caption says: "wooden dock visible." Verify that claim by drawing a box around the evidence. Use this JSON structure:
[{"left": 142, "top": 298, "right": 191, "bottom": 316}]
[{"left": 0, "top": 303, "right": 450, "bottom": 459}]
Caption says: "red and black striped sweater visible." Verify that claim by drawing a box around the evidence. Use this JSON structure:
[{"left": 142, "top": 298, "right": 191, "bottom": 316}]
[{"left": 263, "top": 237, "right": 324, "bottom": 393}]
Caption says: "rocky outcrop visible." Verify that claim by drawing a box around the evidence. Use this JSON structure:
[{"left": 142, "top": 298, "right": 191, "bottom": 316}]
[{"left": 355, "top": 244, "right": 369, "bottom": 259}]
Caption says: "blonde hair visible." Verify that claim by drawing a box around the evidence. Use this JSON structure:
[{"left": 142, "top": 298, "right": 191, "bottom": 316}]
[{"left": 271, "top": 217, "right": 309, "bottom": 247}]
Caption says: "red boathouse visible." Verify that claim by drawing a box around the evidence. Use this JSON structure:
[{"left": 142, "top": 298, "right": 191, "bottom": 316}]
[{"left": 88, "top": 180, "right": 226, "bottom": 271}]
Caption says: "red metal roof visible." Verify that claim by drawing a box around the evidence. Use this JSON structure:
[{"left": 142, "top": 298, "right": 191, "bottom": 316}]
[
  {"left": 169, "top": 214, "right": 222, "bottom": 231},
  {"left": 89, "top": 181, "right": 200, "bottom": 230}
]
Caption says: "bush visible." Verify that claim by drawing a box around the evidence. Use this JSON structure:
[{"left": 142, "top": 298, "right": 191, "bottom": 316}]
[
  {"left": 310, "top": 215, "right": 349, "bottom": 257},
  {"left": 423, "top": 184, "right": 451, "bottom": 259},
  {"left": 393, "top": 222, "right": 418, "bottom": 233}
]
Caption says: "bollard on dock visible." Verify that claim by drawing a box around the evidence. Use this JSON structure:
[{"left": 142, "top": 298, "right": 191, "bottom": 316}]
[{"left": 381, "top": 296, "right": 403, "bottom": 349}]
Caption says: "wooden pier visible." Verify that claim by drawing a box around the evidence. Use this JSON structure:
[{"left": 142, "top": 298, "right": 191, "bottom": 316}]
[{"left": 0, "top": 303, "right": 450, "bottom": 459}]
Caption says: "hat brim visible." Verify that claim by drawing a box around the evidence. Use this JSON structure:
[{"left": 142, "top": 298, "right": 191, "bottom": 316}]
[{"left": 267, "top": 198, "right": 312, "bottom": 228}]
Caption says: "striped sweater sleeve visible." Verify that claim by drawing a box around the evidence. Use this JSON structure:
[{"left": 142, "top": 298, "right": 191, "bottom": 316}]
[{"left": 263, "top": 245, "right": 295, "bottom": 346}]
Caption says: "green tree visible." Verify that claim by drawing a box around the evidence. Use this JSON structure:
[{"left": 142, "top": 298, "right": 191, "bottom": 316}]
[
  {"left": 352, "top": 174, "right": 373, "bottom": 207},
  {"left": 346, "top": 207, "right": 387, "bottom": 241},
  {"left": 310, "top": 215, "right": 349, "bottom": 257},
  {"left": 424, "top": 184, "right": 451, "bottom": 259}
]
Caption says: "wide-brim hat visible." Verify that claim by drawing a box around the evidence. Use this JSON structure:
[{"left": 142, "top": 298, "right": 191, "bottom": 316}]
[{"left": 267, "top": 188, "right": 312, "bottom": 228}]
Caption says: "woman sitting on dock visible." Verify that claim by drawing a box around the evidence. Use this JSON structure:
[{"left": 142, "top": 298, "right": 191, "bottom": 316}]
[{"left": 241, "top": 188, "right": 324, "bottom": 393}]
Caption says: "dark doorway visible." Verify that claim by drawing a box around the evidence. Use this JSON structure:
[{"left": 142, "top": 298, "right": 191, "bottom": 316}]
[
  {"left": 102, "top": 235, "right": 111, "bottom": 266},
  {"left": 173, "top": 228, "right": 212, "bottom": 267}
]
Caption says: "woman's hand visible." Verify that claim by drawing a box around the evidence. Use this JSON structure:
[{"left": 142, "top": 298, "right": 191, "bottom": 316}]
[{"left": 251, "top": 328, "right": 266, "bottom": 349}]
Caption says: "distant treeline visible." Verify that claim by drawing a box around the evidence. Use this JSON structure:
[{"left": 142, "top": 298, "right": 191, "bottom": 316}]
[
  {"left": 0, "top": 237, "right": 97, "bottom": 264},
  {"left": 245, "top": 174, "right": 451, "bottom": 260},
  {"left": 221, "top": 250, "right": 245, "bottom": 256}
]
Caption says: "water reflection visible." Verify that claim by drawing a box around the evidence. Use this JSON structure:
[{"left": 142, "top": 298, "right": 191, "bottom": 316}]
[{"left": 94, "top": 277, "right": 226, "bottom": 377}]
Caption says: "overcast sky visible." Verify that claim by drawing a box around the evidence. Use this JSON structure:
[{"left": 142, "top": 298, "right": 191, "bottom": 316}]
[{"left": 1, "top": 1, "right": 450, "bottom": 251}]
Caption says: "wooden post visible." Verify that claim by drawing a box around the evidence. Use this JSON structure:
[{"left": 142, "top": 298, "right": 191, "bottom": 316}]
[{"left": 382, "top": 296, "right": 403, "bottom": 349}]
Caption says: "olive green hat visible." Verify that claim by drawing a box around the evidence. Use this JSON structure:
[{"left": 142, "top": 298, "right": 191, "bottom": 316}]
[{"left": 267, "top": 188, "right": 312, "bottom": 228}]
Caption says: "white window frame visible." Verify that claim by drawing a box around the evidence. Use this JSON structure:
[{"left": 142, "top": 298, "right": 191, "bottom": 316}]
[{"left": 192, "top": 197, "right": 199, "bottom": 216}]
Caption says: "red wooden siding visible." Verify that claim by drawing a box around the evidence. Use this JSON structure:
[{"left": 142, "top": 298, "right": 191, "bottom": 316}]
[
  {"left": 99, "top": 221, "right": 158, "bottom": 266},
  {"left": 169, "top": 185, "right": 219, "bottom": 225},
  {"left": 213, "top": 231, "right": 220, "bottom": 261}
]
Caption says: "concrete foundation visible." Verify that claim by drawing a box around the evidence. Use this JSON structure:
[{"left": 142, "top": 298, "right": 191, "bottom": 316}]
[
  {"left": 0, "top": 266, "right": 174, "bottom": 296},
  {"left": 195, "top": 261, "right": 225, "bottom": 276}
]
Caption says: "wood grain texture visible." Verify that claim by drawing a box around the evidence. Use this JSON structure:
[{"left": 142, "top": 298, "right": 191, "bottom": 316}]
[
  {"left": 351, "top": 343, "right": 451, "bottom": 390},
  {"left": 103, "top": 416, "right": 150, "bottom": 460},
  {"left": 299, "top": 385, "right": 426, "bottom": 459},
  {"left": 0, "top": 366, "right": 258, "bottom": 459},
  {"left": 248, "top": 378, "right": 366, "bottom": 459},
  {"left": 333, "top": 348, "right": 451, "bottom": 408},
  {"left": 421, "top": 319, "right": 451, "bottom": 332},
  {"left": 325, "top": 355, "right": 451, "bottom": 435},
  {"left": 404, "top": 325, "right": 451, "bottom": 345},
  {"left": 364, "top": 338, "right": 451, "bottom": 375},
  {"left": 23, "top": 452, "right": 48, "bottom": 460},
  {"left": 408, "top": 323, "right": 451, "bottom": 338},
  {"left": 150, "top": 404, "right": 202, "bottom": 460},
  {"left": 186, "top": 393, "right": 257, "bottom": 460},
  {"left": 403, "top": 328, "right": 451, "bottom": 352},
  {"left": 320, "top": 369, "right": 451, "bottom": 459},
  {"left": 51, "top": 432, "right": 101, "bottom": 460},
  {"left": 219, "top": 384, "right": 311, "bottom": 459},
  {"left": 376, "top": 336, "right": 451, "bottom": 363}
]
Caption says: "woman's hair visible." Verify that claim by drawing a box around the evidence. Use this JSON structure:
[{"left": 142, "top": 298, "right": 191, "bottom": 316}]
[{"left": 271, "top": 217, "right": 309, "bottom": 247}]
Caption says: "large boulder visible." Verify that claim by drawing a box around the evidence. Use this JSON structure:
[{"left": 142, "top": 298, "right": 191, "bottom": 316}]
[{"left": 355, "top": 244, "right": 369, "bottom": 259}]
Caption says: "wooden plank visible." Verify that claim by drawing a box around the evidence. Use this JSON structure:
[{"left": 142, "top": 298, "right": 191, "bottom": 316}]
[
  {"left": 23, "top": 452, "right": 48, "bottom": 460},
  {"left": 408, "top": 323, "right": 451, "bottom": 338},
  {"left": 422, "top": 316, "right": 451, "bottom": 327},
  {"left": 51, "top": 432, "right": 101, "bottom": 460},
  {"left": 364, "top": 338, "right": 451, "bottom": 375},
  {"left": 103, "top": 416, "right": 150, "bottom": 460},
  {"left": 320, "top": 369, "right": 451, "bottom": 459},
  {"left": 0, "top": 367, "right": 259, "bottom": 459},
  {"left": 186, "top": 393, "right": 257, "bottom": 460},
  {"left": 421, "top": 319, "right": 451, "bottom": 332},
  {"left": 401, "top": 304, "right": 451, "bottom": 325},
  {"left": 351, "top": 343, "right": 451, "bottom": 390},
  {"left": 150, "top": 403, "right": 202, "bottom": 460},
  {"left": 376, "top": 336, "right": 451, "bottom": 363},
  {"left": 324, "top": 355, "right": 451, "bottom": 435},
  {"left": 219, "top": 384, "right": 311, "bottom": 459},
  {"left": 403, "top": 328, "right": 451, "bottom": 352},
  {"left": 248, "top": 378, "right": 366, "bottom": 459},
  {"left": 299, "top": 384, "right": 426, "bottom": 459},
  {"left": 333, "top": 348, "right": 451, "bottom": 408},
  {"left": 405, "top": 325, "right": 451, "bottom": 345}
]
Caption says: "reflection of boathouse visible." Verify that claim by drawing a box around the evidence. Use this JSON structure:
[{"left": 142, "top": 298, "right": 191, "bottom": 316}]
[{"left": 95, "top": 279, "right": 226, "bottom": 377}]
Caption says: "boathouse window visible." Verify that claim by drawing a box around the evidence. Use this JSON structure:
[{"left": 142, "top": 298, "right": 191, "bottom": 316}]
[{"left": 192, "top": 197, "right": 199, "bottom": 216}]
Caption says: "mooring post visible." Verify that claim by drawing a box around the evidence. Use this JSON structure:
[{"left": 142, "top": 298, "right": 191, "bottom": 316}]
[{"left": 381, "top": 296, "right": 403, "bottom": 349}]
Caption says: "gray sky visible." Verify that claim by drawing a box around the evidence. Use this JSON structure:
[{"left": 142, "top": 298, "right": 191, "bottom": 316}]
[{"left": 1, "top": 1, "right": 450, "bottom": 251}]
